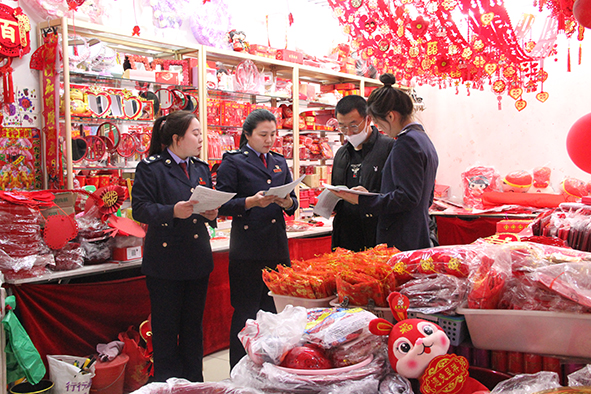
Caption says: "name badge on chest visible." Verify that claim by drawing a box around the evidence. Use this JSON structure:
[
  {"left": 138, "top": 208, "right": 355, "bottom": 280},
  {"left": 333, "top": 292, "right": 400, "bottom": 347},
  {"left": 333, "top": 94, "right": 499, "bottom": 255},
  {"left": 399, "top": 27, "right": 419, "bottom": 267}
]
[
  {"left": 199, "top": 177, "right": 207, "bottom": 185},
  {"left": 273, "top": 165, "right": 282, "bottom": 173}
]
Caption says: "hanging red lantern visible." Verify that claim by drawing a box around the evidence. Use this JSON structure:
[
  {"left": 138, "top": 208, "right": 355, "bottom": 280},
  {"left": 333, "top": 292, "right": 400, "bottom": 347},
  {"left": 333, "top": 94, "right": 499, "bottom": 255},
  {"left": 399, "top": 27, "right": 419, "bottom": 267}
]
[
  {"left": 67, "top": 0, "right": 86, "bottom": 11},
  {"left": 573, "top": 0, "right": 591, "bottom": 29}
]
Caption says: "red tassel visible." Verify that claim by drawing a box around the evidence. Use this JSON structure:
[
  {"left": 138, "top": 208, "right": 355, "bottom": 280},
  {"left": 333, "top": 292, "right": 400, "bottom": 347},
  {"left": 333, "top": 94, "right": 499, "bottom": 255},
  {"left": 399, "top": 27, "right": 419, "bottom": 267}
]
[
  {"left": 579, "top": 44, "right": 582, "bottom": 65},
  {"left": 567, "top": 47, "right": 571, "bottom": 72}
]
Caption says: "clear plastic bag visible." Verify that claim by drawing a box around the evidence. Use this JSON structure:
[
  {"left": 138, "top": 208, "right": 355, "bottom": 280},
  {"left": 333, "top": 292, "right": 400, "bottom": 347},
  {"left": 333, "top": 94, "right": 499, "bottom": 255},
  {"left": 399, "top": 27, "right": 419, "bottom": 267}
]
[
  {"left": 567, "top": 364, "right": 591, "bottom": 386},
  {"left": 231, "top": 349, "right": 389, "bottom": 393},
  {"left": 396, "top": 274, "right": 468, "bottom": 315},
  {"left": 238, "top": 305, "right": 307, "bottom": 365},
  {"left": 378, "top": 372, "right": 413, "bottom": 394},
  {"left": 489, "top": 371, "right": 561, "bottom": 393},
  {"left": 304, "top": 307, "right": 377, "bottom": 349},
  {"left": 117, "top": 377, "right": 265, "bottom": 394},
  {"left": 50, "top": 243, "right": 85, "bottom": 271}
]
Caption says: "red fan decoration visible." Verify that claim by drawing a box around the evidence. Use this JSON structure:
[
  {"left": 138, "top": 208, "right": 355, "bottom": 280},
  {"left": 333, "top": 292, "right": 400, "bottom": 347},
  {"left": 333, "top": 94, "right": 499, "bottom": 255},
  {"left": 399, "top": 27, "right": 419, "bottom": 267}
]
[
  {"left": 108, "top": 215, "right": 146, "bottom": 238},
  {"left": 43, "top": 214, "right": 78, "bottom": 250},
  {"left": 85, "top": 185, "right": 126, "bottom": 216}
]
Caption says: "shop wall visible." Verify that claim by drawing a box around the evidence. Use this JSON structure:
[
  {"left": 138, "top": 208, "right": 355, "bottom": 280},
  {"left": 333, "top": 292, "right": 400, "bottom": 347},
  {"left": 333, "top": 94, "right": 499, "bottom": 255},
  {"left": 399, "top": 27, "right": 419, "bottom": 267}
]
[{"left": 416, "top": 34, "right": 591, "bottom": 200}]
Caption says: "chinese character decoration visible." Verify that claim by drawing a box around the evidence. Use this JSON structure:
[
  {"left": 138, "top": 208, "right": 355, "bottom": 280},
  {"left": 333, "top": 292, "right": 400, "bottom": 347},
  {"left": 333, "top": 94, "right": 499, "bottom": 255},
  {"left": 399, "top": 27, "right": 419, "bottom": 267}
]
[
  {"left": 327, "top": 0, "right": 584, "bottom": 111},
  {"left": 0, "top": 4, "right": 31, "bottom": 105}
]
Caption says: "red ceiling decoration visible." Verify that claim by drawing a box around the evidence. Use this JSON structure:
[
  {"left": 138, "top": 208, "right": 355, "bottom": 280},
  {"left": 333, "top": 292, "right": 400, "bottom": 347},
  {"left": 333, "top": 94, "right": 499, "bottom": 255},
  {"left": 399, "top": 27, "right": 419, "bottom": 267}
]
[{"left": 327, "top": 0, "right": 584, "bottom": 111}]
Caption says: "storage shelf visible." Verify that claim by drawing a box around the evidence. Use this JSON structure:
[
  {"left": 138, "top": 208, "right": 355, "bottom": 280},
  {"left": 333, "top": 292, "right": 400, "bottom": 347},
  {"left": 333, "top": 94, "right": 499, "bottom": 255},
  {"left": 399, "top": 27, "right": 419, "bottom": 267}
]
[{"left": 67, "top": 70, "right": 197, "bottom": 90}]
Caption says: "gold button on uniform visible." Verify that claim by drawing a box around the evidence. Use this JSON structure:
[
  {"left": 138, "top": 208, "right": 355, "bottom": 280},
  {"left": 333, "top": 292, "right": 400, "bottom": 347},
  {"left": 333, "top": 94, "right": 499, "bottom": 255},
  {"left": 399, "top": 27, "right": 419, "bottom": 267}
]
[
  {"left": 271, "top": 219, "right": 276, "bottom": 223},
  {"left": 267, "top": 179, "right": 271, "bottom": 184},
  {"left": 162, "top": 242, "right": 168, "bottom": 247},
  {"left": 244, "top": 225, "right": 249, "bottom": 230},
  {"left": 162, "top": 223, "right": 168, "bottom": 226},
  {"left": 165, "top": 159, "right": 171, "bottom": 164},
  {"left": 193, "top": 219, "right": 198, "bottom": 223},
  {"left": 191, "top": 188, "right": 195, "bottom": 192},
  {"left": 194, "top": 234, "right": 199, "bottom": 239}
]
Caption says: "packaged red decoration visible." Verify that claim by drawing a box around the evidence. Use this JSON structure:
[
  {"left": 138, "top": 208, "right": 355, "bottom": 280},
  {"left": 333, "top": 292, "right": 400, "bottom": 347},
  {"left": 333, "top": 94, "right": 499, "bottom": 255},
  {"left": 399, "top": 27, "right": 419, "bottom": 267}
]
[{"left": 461, "top": 165, "right": 501, "bottom": 209}]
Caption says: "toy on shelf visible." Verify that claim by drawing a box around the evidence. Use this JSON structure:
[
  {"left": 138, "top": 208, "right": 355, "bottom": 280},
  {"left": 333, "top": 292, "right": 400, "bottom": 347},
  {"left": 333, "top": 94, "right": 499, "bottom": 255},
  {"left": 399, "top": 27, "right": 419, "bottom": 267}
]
[
  {"left": 529, "top": 166, "right": 554, "bottom": 193},
  {"left": 502, "top": 170, "right": 532, "bottom": 193},
  {"left": 369, "top": 292, "right": 489, "bottom": 394}
]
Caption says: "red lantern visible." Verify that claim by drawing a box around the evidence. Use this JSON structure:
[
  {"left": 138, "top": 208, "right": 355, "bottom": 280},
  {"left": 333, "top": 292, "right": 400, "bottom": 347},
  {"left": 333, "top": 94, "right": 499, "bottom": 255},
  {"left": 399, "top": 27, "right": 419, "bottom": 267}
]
[
  {"left": 573, "top": 0, "right": 591, "bottom": 29},
  {"left": 566, "top": 112, "right": 591, "bottom": 174}
]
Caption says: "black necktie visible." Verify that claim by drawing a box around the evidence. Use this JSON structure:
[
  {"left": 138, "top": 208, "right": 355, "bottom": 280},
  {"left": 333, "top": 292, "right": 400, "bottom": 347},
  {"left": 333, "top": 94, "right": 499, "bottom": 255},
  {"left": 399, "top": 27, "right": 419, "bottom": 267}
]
[
  {"left": 260, "top": 153, "right": 267, "bottom": 168},
  {"left": 179, "top": 161, "right": 190, "bottom": 179}
]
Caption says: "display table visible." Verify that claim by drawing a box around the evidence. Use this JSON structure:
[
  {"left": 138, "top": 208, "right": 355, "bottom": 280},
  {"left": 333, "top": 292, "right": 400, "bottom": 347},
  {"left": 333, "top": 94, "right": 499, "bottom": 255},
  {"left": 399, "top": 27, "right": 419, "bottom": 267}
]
[
  {"left": 3, "top": 222, "right": 333, "bottom": 368},
  {"left": 433, "top": 212, "right": 537, "bottom": 245}
]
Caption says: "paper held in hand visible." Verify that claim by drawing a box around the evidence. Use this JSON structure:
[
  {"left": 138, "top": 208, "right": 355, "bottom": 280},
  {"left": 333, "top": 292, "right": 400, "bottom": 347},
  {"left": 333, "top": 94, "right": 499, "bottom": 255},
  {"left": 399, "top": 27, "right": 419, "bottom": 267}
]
[
  {"left": 190, "top": 186, "right": 236, "bottom": 213},
  {"left": 263, "top": 174, "right": 306, "bottom": 198},
  {"left": 322, "top": 183, "right": 380, "bottom": 196}
]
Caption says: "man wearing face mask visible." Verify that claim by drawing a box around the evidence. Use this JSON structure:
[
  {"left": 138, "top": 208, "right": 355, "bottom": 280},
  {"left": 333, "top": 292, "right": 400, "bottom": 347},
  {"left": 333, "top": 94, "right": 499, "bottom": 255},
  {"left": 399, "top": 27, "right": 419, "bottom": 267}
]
[{"left": 331, "top": 95, "right": 395, "bottom": 251}]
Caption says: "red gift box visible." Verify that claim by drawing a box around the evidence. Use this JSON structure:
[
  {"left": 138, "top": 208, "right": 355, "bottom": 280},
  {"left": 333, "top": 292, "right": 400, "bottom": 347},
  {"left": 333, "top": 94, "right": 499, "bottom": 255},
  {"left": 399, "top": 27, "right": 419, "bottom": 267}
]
[
  {"left": 155, "top": 71, "right": 179, "bottom": 84},
  {"left": 112, "top": 245, "right": 143, "bottom": 262},
  {"left": 496, "top": 219, "right": 533, "bottom": 234},
  {"left": 276, "top": 49, "right": 303, "bottom": 64}
]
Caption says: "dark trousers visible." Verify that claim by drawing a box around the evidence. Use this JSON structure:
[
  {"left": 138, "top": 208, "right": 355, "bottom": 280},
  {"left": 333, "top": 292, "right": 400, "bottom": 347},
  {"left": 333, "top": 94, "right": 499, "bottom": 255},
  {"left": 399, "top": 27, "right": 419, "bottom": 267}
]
[
  {"left": 228, "top": 259, "right": 285, "bottom": 369},
  {"left": 146, "top": 275, "right": 209, "bottom": 382}
]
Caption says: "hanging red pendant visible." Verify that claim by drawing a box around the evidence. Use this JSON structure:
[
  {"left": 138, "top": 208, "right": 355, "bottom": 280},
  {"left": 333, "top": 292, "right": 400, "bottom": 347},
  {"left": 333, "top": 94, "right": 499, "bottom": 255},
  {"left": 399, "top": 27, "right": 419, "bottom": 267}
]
[
  {"left": 567, "top": 47, "right": 571, "bottom": 72},
  {"left": 67, "top": 0, "right": 86, "bottom": 11}
]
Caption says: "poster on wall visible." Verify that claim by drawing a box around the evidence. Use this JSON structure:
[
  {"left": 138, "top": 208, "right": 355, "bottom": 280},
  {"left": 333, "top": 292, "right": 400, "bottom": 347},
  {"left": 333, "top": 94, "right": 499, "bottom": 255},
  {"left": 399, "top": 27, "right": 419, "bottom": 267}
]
[{"left": 0, "top": 126, "right": 42, "bottom": 191}]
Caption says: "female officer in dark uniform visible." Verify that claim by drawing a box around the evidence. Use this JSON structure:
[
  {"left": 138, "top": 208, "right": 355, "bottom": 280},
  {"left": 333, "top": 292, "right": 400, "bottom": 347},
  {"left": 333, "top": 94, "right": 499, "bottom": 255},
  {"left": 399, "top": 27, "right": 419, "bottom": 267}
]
[
  {"left": 215, "top": 108, "right": 298, "bottom": 368},
  {"left": 132, "top": 110, "right": 218, "bottom": 382}
]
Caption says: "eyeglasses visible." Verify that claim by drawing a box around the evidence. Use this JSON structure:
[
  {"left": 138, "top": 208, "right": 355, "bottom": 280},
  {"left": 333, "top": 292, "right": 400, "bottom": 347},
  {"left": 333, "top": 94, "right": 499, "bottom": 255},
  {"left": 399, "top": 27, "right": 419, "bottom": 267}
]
[{"left": 337, "top": 118, "right": 366, "bottom": 134}]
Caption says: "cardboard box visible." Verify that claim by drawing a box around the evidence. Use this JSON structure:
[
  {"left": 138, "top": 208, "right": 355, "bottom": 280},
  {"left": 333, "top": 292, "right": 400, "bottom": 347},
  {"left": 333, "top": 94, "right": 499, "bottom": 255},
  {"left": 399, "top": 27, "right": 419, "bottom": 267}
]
[
  {"left": 122, "top": 69, "right": 155, "bottom": 82},
  {"left": 303, "top": 174, "right": 320, "bottom": 188},
  {"left": 320, "top": 84, "right": 335, "bottom": 93},
  {"left": 41, "top": 192, "right": 76, "bottom": 218},
  {"left": 276, "top": 49, "right": 303, "bottom": 64},
  {"left": 335, "top": 82, "right": 357, "bottom": 90}
]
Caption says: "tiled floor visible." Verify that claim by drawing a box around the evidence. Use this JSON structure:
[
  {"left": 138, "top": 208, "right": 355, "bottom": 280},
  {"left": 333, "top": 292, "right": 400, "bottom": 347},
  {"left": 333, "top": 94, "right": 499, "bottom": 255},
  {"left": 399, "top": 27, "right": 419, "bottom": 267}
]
[{"left": 203, "top": 348, "right": 231, "bottom": 382}]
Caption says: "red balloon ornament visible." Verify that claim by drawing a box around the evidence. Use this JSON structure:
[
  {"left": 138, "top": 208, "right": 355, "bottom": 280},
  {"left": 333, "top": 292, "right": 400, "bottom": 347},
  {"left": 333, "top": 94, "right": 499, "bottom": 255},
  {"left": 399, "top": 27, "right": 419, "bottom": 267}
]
[
  {"left": 574, "top": 0, "right": 591, "bottom": 29},
  {"left": 566, "top": 112, "right": 591, "bottom": 174}
]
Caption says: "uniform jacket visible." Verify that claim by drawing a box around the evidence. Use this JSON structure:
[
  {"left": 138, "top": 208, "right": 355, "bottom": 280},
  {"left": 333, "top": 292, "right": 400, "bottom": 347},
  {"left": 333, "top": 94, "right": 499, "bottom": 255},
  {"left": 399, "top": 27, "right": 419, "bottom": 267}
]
[
  {"left": 131, "top": 150, "right": 214, "bottom": 280},
  {"left": 331, "top": 127, "right": 395, "bottom": 251},
  {"left": 359, "top": 124, "right": 438, "bottom": 251},
  {"left": 215, "top": 146, "right": 298, "bottom": 261}
]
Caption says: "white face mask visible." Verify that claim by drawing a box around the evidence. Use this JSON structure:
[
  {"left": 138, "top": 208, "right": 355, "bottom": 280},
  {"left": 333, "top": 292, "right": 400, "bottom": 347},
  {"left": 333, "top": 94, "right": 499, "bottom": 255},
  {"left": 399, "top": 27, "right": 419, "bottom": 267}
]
[{"left": 346, "top": 119, "right": 370, "bottom": 150}]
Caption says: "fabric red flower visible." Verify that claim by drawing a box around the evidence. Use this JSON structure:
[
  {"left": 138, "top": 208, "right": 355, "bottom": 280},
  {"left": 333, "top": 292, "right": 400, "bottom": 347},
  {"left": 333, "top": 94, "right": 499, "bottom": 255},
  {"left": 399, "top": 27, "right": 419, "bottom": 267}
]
[
  {"left": 409, "top": 16, "right": 429, "bottom": 38},
  {"left": 436, "top": 56, "right": 451, "bottom": 72}
]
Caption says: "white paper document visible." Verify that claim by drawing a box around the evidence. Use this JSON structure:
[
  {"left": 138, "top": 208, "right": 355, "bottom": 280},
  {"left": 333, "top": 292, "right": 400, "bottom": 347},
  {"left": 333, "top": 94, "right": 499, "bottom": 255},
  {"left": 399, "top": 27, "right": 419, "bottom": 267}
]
[
  {"left": 313, "top": 188, "right": 342, "bottom": 219},
  {"left": 322, "top": 183, "right": 380, "bottom": 196},
  {"left": 190, "top": 186, "right": 236, "bottom": 213},
  {"left": 263, "top": 174, "right": 306, "bottom": 198}
]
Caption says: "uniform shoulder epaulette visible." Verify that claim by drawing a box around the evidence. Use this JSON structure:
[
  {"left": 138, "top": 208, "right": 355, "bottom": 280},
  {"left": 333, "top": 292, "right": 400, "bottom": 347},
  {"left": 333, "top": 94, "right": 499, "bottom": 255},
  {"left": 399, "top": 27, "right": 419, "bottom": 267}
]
[
  {"left": 269, "top": 150, "right": 284, "bottom": 157},
  {"left": 143, "top": 154, "right": 162, "bottom": 164},
  {"left": 190, "top": 157, "right": 208, "bottom": 166},
  {"left": 224, "top": 149, "right": 242, "bottom": 155}
]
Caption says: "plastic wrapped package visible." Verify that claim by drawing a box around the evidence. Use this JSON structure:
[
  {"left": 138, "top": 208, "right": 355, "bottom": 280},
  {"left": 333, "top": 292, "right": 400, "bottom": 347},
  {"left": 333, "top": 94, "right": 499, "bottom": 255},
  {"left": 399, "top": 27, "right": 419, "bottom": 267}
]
[
  {"left": 461, "top": 165, "right": 502, "bottom": 209},
  {"left": 0, "top": 201, "right": 48, "bottom": 260},
  {"left": 396, "top": 274, "right": 469, "bottom": 315},
  {"left": 567, "top": 364, "right": 591, "bottom": 386},
  {"left": 387, "top": 245, "right": 479, "bottom": 285},
  {"left": 304, "top": 308, "right": 377, "bottom": 349},
  {"left": 467, "top": 244, "right": 513, "bottom": 309},
  {"left": 79, "top": 235, "right": 113, "bottom": 265},
  {"left": 377, "top": 372, "right": 413, "bottom": 394},
  {"left": 113, "top": 235, "right": 143, "bottom": 248},
  {"left": 532, "top": 261, "right": 591, "bottom": 309},
  {"left": 50, "top": 242, "right": 85, "bottom": 271},
  {"left": 2, "top": 264, "right": 51, "bottom": 281},
  {"left": 231, "top": 349, "right": 389, "bottom": 393},
  {"left": 128, "top": 377, "right": 265, "bottom": 394},
  {"left": 238, "top": 305, "right": 307, "bottom": 365},
  {"left": 336, "top": 272, "right": 386, "bottom": 307},
  {"left": 327, "top": 330, "right": 387, "bottom": 367},
  {"left": 318, "top": 374, "right": 380, "bottom": 394},
  {"left": 489, "top": 371, "right": 561, "bottom": 393}
]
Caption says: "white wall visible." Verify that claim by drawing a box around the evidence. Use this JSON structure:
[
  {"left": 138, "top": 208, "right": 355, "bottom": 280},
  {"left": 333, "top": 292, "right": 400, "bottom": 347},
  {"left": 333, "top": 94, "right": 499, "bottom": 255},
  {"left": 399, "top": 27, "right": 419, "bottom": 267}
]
[{"left": 416, "top": 34, "right": 591, "bottom": 200}]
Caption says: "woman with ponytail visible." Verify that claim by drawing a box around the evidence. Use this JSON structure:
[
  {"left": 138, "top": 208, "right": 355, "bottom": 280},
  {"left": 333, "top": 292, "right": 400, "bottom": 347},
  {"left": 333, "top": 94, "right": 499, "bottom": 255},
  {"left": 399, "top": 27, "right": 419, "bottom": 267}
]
[
  {"left": 215, "top": 108, "right": 298, "bottom": 368},
  {"left": 132, "top": 110, "right": 217, "bottom": 382},
  {"left": 331, "top": 73, "right": 439, "bottom": 251}
]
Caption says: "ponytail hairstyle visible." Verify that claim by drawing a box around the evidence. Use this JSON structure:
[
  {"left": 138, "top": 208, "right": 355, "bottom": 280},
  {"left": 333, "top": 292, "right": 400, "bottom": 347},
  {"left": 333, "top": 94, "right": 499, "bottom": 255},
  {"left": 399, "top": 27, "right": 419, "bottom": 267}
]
[
  {"left": 239, "top": 108, "right": 277, "bottom": 148},
  {"left": 367, "top": 73, "right": 414, "bottom": 124},
  {"left": 148, "top": 110, "right": 197, "bottom": 156}
]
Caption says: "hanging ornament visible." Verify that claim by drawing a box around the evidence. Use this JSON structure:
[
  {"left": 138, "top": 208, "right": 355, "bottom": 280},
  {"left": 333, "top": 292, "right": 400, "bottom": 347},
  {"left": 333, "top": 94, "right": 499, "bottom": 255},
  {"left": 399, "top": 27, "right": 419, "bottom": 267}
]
[
  {"left": 85, "top": 185, "right": 126, "bottom": 217},
  {"left": 573, "top": 0, "right": 591, "bottom": 29},
  {"left": 515, "top": 99, "right": 527, "bottom": 111},
  {"left": 0, "top": 57, "right": 14, "bottom": 104},
  {"left": 536, "top": 91, "right": 549, "bottom": 102},
  {"left": 67, "top": 0, "right": 85, "bottom": 11}
]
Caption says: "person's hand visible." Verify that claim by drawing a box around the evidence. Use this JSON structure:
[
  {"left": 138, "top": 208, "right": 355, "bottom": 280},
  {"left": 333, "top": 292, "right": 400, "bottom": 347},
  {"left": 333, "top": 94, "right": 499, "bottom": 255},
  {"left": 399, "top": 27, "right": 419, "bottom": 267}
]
[
  {"left": 330, "top": 190, "right": 359, "bottom": 205},
  {"left": 352, "top": 185, "right": 368, "bottom": 193},
  {"left": 273, "top": 194, "right": 294, "bottom": 210},
  {"left": 200, "top": 208, "right": 218, "bottom": 221},
  {"left": 174, "top": 200, "right": 197, "bottom": 219},
  {"left": 245, "top": 191, "right": 276, "bottom": 209}
]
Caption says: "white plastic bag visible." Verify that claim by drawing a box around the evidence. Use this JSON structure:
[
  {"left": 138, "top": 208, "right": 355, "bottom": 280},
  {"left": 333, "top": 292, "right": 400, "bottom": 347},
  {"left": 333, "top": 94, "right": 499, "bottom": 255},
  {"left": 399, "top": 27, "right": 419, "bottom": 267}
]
[
  {"left": 238, "top": 305, "right": 307, "bottom": 365},
  {"left": 47, "top": 355, "right": 95, "bottom": 394}
]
